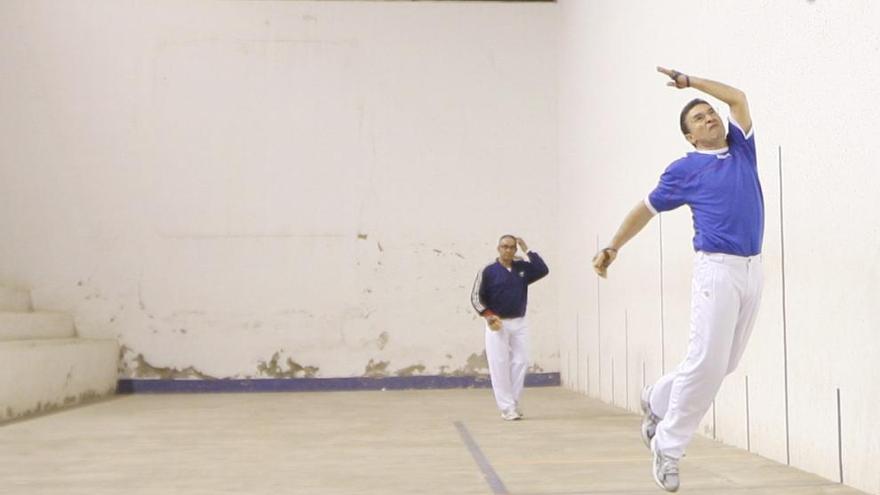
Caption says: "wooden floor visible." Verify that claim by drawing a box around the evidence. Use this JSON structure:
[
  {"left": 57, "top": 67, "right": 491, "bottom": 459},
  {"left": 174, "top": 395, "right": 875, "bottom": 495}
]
[{"left": 0, "top": 387, "right": 867, "bottom": 494}]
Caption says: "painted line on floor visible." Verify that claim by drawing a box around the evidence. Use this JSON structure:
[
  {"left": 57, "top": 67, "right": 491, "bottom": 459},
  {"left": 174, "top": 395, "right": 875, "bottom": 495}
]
[
  {"left": 499, "top": 453, "right": 750, "bottom": 465},
  {"left": 454, "top": 421, "right": 509, "bottom": 495},
  {"left": 514, "top": 481, "right": 842, "bottom": 495}
]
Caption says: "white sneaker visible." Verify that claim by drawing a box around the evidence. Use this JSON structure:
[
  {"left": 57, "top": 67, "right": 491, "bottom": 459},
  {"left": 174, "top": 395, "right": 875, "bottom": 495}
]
[
  {"left": 651, "top": 438, "right": 680, "bottom": 492},
  {"left": 515, "top": 402, "right": 524, "bottom": 418},
  {"left": 501, "top": 408, "right": 522, "bottom": 421},
  {"left": 640, "top": 385, "right": 660, "bottom": 448}
]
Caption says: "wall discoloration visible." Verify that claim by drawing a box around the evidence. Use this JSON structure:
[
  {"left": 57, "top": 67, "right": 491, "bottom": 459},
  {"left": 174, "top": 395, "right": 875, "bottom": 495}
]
[
  {"left": 462, "top": 351, "right": 489, "bottom": 374},
  {"left": 395, "top": 364, "right": 426, "bottom": 377},
  {"left": 438, "top": 351, "right": 489, "bottom": 376},
  {"left": 134, "top": 354, "right": 215, "bottom": 379},
  {"left": 4, "top": 2, "right": 558, "bottom": 405},
  {"left": 118, "top": 345, "right": 132, "bottom": 375},
  {"left": 528, "top": 364, "right": 544, "bottom": 373},
  {"left": 363, "top": 358, "right": 389, "bottom": 377},
  {"left": 256, "top": 352, "right": 319, "bottom": 378},
  {"left": 1, "top": 387, "right": 114, "bottom": 424},
  {"left": 376, "top": 331, "right": 389, "bottom": 350}
]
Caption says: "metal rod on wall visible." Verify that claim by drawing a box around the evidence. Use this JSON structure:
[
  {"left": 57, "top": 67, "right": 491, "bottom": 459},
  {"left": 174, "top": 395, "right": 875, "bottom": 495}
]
[
  {"left": 837, "top": 388, "right": 843, "bottom": 484},
  {"left": 596, "top": 235, "right": 602, "bottom": 399},
  {"left": 779, "top": 144, "right": 791, "bottom": 465},
  {"left": 576, "top": 313, "right": 581, "bottom": 392},
  {"left": 746, "top": 375, "right": 751, "bottom": 452},
  {"left": 624, "top": 309, "right": 629, "bottom": 410},
  {"left": 658, "top": 214, "right": 666, "bottom": 373}
]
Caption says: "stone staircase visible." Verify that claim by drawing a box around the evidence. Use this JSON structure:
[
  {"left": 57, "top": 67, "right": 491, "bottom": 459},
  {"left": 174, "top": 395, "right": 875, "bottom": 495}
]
[{"left": 0, "top": 286, "right": 118, "bottom": 423}]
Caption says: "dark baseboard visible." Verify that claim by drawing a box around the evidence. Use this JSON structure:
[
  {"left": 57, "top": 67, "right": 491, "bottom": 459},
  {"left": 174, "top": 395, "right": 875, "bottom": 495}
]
[{"left": 117, "top": 372, "right": 560, "bottom": 394}]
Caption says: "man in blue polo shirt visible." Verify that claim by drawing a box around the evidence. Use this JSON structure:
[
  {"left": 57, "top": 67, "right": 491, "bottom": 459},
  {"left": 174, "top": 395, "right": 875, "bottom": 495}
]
[
  {"left": 592, "top": 67, "right": 764, "bottom": 492},
  {"left": 471, "top": 235, "right": 549, "bottom": 420}
]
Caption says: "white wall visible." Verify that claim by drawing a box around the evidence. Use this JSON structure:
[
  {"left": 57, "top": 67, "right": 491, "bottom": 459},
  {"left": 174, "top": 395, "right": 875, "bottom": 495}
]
[
  {"left": 0, "top": 1, "right": 558, "bottom": 380},
  {"left": 558, "top": 1, "right": 880, "bottom": 493}
]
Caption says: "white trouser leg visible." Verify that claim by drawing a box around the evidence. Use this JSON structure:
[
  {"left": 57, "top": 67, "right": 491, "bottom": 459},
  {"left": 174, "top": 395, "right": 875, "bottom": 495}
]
[
  {"left": 648, "top": 370, "right": 678, "bottom": 419},
  {"left": 508, "top": 318, "right": 530, "bottom": 406},
  {"left": 485, "top": 317, "right": 528, "bottom": 412},
  {"left": 653, "top": 253, "right": 763, "bottom": 458},
  {"left": 727, "top": 260, "right": 763, "bottom": 373}
]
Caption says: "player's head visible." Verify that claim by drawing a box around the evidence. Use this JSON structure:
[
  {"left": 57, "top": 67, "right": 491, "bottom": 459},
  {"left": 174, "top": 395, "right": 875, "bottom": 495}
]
[
  {"left": 497, "top": 235, "right": 517, "bottom": 261},
  {"left": 680, "top": 99, "right": 726, "bottom": 149}
]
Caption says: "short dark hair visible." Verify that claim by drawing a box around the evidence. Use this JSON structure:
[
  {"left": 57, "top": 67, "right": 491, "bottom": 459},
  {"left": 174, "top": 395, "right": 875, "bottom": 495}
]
[
  {"left": 679, "top": 98, "right": 709, "bottom": 135},
  {"left": 498, "top": 234, "right": 516, "bottom": 246}
]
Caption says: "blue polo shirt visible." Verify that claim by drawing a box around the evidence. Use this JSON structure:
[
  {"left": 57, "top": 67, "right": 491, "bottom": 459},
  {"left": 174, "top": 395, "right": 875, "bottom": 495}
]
[
  {"left": 646, "top": 119, "right": 764, "bottom": 256},
  {"left": 471, "top": 252, "right": 549, "bottom": 318}
]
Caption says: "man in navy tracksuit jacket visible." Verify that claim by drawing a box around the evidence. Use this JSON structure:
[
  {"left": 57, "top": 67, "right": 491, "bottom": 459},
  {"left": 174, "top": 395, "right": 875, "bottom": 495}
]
[{"left": 471, "top": 235, "right": 549, "bottom": 420}]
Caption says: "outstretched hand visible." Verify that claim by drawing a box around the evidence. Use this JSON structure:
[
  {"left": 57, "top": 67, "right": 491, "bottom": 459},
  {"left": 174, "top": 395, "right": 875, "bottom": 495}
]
[
  {"left": 591, "top": 248, "right": 618, "bottom": 278},
  {"left": 657, "top": 66, "right": 689, "bottom": 89}
]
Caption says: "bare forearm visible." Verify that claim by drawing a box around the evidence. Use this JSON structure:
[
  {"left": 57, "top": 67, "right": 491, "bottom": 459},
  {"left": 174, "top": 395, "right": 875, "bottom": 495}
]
[
  {"left": 657, "top": 67, "right": 751, "bottom": 132},
  {"left": 687, "top": 76, "right": 746, "bottom": 108},
  {"left": 608, "top": 202, "right": 654, "bottom": 251}
]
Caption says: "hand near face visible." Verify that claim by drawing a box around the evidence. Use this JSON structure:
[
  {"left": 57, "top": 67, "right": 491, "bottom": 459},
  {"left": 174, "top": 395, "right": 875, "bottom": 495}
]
[{"left": 515, "top": 237, "right": 528, "bottom": 253}]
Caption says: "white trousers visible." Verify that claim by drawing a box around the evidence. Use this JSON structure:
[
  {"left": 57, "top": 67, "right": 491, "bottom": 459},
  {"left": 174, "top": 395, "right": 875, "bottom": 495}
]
[
  {"left": 485, "top": 317, "right": 529, "bottom": 412},
  {"left": 651, "top": 252, "right": 764, "bottom": 458}
]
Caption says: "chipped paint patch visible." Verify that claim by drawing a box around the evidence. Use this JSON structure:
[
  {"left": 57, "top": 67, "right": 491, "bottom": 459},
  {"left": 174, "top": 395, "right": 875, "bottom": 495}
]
[
  {"left": 363, "top": 358, "right": 389, "bottom": 377},
  {"left": 395, "top": 364, "right": 426, "bottom": 377},
  {"left": 118, "top": 345, "right": 135, "bottom": 376},
  {"left": 256, "top": 352, "right": 319, "bottom": 378},
  {"left": 463, "top": 351, "right": 489, "bottom": 374},
  {"left": 438, "top": 351, "right": 489, "bottom": 376},
  {"left": 1, "top": 387, "right": 115, "bottom": 424},
  {"left": 376, "top": 331, "right": 389, "bottom": 350},
  {"left": 134, "top": 354, "right": 215, "bottom": 379},
  {"left": 357, "top": 233, "right": 368, "bottom": 240}
]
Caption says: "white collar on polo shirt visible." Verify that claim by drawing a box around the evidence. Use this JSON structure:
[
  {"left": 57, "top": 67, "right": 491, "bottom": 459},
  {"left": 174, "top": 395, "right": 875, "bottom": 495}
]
[
  {"left": 694, "top": 146, "right": 729, "bottom": 155},
  {"left": 693, "top": 146, "right": 730, "bottom": 158}
]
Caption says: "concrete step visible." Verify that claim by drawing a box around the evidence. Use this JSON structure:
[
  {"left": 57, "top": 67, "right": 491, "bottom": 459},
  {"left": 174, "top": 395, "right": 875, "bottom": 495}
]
[
  {"left": 0, "top": 287, "right": 31, "bottom": 312},
  {"left": 0, "top": 311, "right": 76, "bottom": 341},
  {"left": 0, "top": 338, "right": 118, "bottom": 423}
]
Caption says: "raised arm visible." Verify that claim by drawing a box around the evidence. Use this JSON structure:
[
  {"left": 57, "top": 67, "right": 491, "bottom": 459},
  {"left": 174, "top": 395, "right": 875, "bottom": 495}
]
[
  {"left": 657, "top": 66, "right": 751, "bottom": 134},
  {"left": 515, "top": 237, "right": 549, "bottom": 283},
  {"left": 592, "top": 201, "right": 655, "bottom": 278}
]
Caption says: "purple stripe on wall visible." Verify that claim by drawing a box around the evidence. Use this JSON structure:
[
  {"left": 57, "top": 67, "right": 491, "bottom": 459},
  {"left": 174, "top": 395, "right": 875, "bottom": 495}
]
[{"left": 117, "top": 372, "right": 560, "bottom": 394}]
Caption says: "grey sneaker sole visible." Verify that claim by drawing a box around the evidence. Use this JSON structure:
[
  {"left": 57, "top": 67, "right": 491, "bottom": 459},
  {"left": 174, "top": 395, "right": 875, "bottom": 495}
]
[{"left": 501, "top": 410, "right": 522, "bottom": 421}]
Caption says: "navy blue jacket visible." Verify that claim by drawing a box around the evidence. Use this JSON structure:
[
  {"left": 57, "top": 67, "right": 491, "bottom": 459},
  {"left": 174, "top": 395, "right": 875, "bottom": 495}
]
[{"left": 471, "top": 251, "right": 549, "bottom": 318}]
